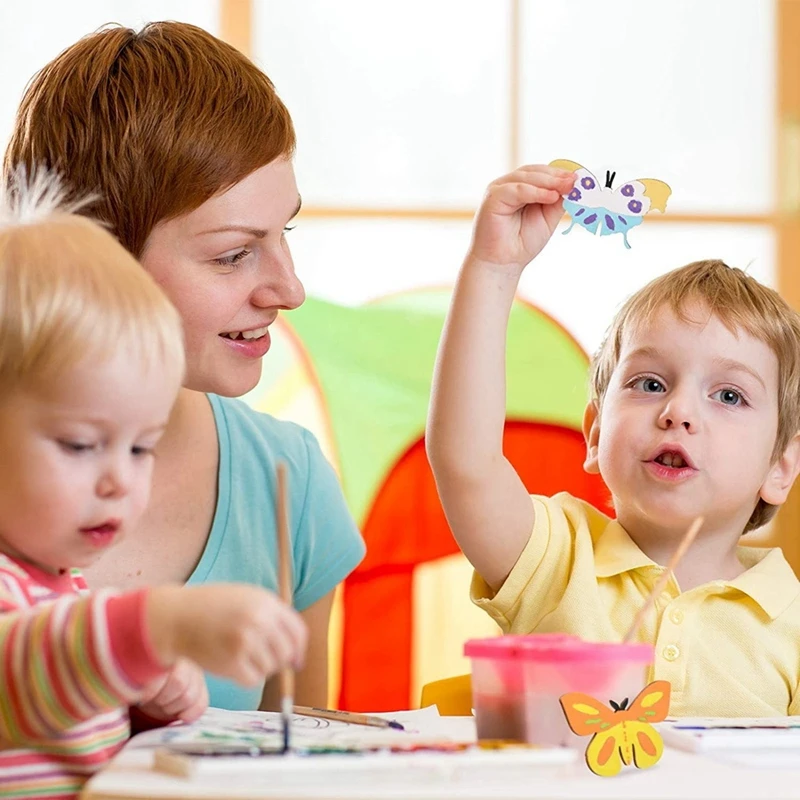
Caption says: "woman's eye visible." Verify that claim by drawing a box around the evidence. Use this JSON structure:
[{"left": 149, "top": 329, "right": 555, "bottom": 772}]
[
  {"left": 713, "top": 388, "right": 743, "bottom": 406},
  {"left": 213, "top": 249, "right": 251, "bottom": 267}
]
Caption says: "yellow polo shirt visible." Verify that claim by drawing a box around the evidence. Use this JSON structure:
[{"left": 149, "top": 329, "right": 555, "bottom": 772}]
[{"left": 471, "top": 492, "right": 800, "bottom": 717}]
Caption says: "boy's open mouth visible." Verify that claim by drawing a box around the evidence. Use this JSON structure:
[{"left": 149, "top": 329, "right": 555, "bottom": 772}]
[
  {"left": 648, "top": 446, "right": 696, "bottom": 471},
  {"left": 654, "top": 452, "right": 688, "bottom": 468}
]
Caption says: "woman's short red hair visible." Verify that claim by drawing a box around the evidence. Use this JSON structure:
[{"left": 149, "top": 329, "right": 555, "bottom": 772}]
[{"left": 4, "top": 21, "right": 295, "bottom": 257}]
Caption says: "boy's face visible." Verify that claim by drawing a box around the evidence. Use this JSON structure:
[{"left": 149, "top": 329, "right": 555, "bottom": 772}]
[
  {"left": 584, "top": 301, "right": 797, "bottom": 537},
  {"left": 0, "top": 353, "right": 180, "bottom": 574}
]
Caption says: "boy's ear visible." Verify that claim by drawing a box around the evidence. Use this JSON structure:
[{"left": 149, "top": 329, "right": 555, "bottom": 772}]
[
  {"left": 582, "top": 401, "right": 601, "bottom": 475},
  {"left": 760, "top": 433, "right": 800, "bottom": 506}
]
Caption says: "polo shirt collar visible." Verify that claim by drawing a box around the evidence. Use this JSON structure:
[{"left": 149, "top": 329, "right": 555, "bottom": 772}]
[
  {"left": 594, "top": 521, "right": 657, "bottom": 578},
  {"left": 728, "top": 547, "right": 800, "bottom": 620},
  {"left": 594, "top": 522, "right": 799, "bottom": 620}
]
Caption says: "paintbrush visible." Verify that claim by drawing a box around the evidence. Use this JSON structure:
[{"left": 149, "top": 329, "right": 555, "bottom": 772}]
[
  {"left": 622, "top": 516, "right": 703, "bottom": 644},
  {"left": 293, "top": 706, "right": 405, "bottom": 731},
  {"left": 275, "top": 462, "right": 294, "bottom": 753}
]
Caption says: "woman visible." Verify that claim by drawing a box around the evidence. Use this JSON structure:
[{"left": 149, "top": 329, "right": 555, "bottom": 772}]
[{"left": 4, "top": 21, "right": 365, "bottom": 714}]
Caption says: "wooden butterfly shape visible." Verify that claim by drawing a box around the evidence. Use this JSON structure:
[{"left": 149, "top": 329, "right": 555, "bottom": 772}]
[
  {"left": 549, "top": 159, "right": 671, "bottom": 249},
  {"left": 559, "top": 680, "right": 671, "bottom": 777}
]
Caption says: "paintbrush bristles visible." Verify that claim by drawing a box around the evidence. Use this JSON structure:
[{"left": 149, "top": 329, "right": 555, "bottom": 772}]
[{"left": 622, "top": 516, "right": 703, "bottom": 644}]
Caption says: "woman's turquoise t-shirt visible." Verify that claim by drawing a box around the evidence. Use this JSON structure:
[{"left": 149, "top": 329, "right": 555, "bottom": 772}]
[{"left": 186, "top": 394, "right": 365, "bottom": 710}]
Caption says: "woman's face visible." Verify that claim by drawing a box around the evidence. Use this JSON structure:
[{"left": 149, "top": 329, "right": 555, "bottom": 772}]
[{"left": 141, "top": 157, "right": 305, "bottom": 397}]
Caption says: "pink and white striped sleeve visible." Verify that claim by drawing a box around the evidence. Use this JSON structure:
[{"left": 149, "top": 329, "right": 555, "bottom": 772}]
[{"left": 0, "top": 587, "right": 167, "bottom": 746}]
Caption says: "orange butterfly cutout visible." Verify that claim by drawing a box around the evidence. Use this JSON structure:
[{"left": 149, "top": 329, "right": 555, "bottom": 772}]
[{"left": 560, "top": 680, "right": 671, "bottom": 777}]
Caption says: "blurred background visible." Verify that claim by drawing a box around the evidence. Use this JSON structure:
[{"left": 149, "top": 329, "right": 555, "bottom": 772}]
[{"left": 2, "top": 0, "right": 798, "bottom": 710}]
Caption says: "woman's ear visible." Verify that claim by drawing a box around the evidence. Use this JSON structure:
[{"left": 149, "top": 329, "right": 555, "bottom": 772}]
[
  {"left": 760, "top": 433, "right": 800, "bottom": 506},
  {"left": 583, "top": 401, "right": 601, "bottom": 475}
]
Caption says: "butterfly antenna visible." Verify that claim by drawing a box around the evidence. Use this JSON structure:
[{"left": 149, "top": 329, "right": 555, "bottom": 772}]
[
  {"left": 605, "top": 170, "right": 616, "bottom": 189},
  {"left": 610, "top": 700, "right": 620, "bottom": 712},
  {"left": 620, "top": 698, "right": 629, "bottom": 710}
]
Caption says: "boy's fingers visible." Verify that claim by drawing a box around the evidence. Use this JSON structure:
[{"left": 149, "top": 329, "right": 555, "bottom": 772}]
[
  {"left": 509, "top": 168, "right": 575, "bottom": 191},
  {"left": 488, "top": 183, "right": 561, "bottom": 212},
  {"left": 542, "top": 198, "right": 567, "bottom": 231},
  {"left": 516, "top": 164, "right": 575, "bottom": 178}
]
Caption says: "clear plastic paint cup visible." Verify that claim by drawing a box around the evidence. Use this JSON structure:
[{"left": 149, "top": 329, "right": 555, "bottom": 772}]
[{"left": 464, "top": 634, "right": 654, "bottom": 747}]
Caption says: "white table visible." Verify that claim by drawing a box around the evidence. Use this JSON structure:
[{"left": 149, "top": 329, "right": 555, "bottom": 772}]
[{"left": 81, "top": 717, "right": 800, "bottom": 800}]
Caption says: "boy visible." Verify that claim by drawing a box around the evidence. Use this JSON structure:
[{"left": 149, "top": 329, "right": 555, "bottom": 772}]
[
  {"left": 427, "top": 164, "right": 800, "bottom": 716},
  {"left": 0, "top": 172, "right": 306, "bottom": 799}
]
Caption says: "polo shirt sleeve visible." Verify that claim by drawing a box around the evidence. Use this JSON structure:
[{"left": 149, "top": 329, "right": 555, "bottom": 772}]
[{"left": 470, "top": 492, "right": 588, "bottom": 633}]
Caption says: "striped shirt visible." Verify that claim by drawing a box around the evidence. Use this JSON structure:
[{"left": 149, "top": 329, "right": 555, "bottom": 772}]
[{"left": 0, "top": 554, "right": 166, "bottom": 799}]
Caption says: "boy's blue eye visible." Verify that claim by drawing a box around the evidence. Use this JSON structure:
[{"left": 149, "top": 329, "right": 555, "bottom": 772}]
[
  {"left": 713, "top": 388, "right": 742, "bottom": 406},
  {"left": 634, "top": 377, "right": 664, "bottom": 393}
]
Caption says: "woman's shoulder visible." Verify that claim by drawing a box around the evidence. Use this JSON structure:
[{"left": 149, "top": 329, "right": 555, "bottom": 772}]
[{"left": 208, "top": 394, "right": 319, "bottom": 462}]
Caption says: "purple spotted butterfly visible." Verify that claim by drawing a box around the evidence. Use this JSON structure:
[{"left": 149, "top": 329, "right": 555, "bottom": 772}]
[{"left": 549, "top": 160, "right": 671, "bottom": 249}]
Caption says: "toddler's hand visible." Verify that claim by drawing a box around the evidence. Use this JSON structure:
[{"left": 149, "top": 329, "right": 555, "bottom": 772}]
[
  {"left": 147, "top": 584, "right": 308, "bottom": 688},
  {"left": 468, "top": 165, "right": 576, "bottom": 273},
  {"left": 136, "top": 658, "right": 209, "bottom": 724}
]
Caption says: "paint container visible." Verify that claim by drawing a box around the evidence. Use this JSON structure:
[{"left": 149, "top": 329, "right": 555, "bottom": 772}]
[{"left": 465, "top": 634, "right": 653, "bottom": 747}]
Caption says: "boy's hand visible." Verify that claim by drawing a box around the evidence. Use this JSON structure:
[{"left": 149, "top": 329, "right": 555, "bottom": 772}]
[
  {"left": 146, "top": 584, "right": 308, "bottom": 689},
  {"left": 468, "top": 165, "right": 575, "bottom": 273},
  {"left": 136, "top": 658, "right": 209, "bottom": 724}
]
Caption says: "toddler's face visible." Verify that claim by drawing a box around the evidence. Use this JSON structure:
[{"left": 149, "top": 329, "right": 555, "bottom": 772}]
[
  {"left": 585, "top": 302, "right": 785, "bottom": 537},
  {"left": 0, "top": 353, "right": 179, "bottom": 574}
]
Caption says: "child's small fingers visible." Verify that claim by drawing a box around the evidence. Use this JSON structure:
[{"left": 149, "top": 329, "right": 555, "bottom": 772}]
[
  {"left": 149, "top": 673, "right": 191, "bottom": 707},
  {"left": 138, "top": 673, "right": 168, "bottom": 704},
  {"left": 265, "top": 628, "right": 298, "bottom": 672},
  {"left": 177, "top": 687, "right": 209, "bottom": 723},
  {"left": 232, "top": 655, "right": 269, "bottom": 688},
  {"left": 273, "top": 612, "right": 308, "bottom": 669},
  {"left": 285, "top": 610, "right": 309, "bottom": 650},
  {"left": 507, "top": 170, "right": 574, "bottom": 193},
  {"left": 489, "top": 182, "right": 561, "bottom": 209},
  {"left": 151, "top": 683, "right": 195, "bottom": 716},
  {"left": 514, "top": 164, "right": 576, "bottom": 179}
]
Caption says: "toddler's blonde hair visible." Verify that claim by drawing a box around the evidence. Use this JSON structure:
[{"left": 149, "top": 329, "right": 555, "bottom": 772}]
[{"left": 0, "top": 168, "right": 184, "bottom": 393}]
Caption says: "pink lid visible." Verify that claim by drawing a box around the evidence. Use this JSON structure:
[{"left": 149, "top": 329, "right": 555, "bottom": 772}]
[{"left": 464, "top": 634, "right": 652, "bottom": 664}]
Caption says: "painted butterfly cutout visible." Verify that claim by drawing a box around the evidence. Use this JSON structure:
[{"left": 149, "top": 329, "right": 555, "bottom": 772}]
[
  {"left": 549, "top": 159, "right": 672, "bottom": 249},
  {"left": 559, "top": 680, "right": 671, "bottom": 777}
]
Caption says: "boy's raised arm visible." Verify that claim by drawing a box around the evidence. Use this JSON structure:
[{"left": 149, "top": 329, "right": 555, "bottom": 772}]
[{"left": 426, "top": 166, "right": 575, "bottom": 591}]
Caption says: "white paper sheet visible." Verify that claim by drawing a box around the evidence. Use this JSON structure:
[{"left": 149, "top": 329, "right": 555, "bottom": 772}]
[{"left": 127, "top": 705, "right": 466, "bottom": 752}]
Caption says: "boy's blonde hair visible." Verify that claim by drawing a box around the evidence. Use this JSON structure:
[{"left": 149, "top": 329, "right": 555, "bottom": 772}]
[
  {"left": 0, "top": 171, "right": 184, "bottom": 393},
  {"left": 590, "top": 259, "right": 800, "bottom": 533}
]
